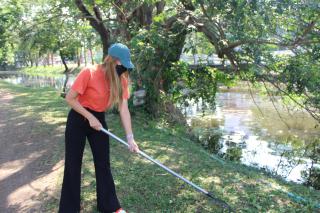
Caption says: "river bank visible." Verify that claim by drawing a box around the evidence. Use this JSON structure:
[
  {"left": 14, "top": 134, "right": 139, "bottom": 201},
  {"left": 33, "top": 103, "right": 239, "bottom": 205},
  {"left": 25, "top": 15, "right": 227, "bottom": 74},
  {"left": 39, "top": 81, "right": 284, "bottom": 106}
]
[
  {"left": 0, "top": 80, "right": 319, "bottom": 212},
  {"left": 2, "top": 68, "right": 319, "bottom": 187}
]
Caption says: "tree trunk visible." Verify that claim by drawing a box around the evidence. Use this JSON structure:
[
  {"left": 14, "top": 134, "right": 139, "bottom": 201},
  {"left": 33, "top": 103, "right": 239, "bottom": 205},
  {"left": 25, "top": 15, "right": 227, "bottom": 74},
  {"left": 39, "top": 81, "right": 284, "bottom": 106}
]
[
  {"left": 155, "top": 1, "right": 165, "bottom": 14},
  {"left": 59, "top": 51, "right": 70, "bottom": 98},
  {"left": 75, "top": 0, "right": 110, "bottom": 59},
  {"left": 114, "top": 0, "right": 131, "bottom": 41},
  {"left": 145, "top": 24, "right": 187, "bottom": 117},
  {"left": 116, "top": 1, "right": 188, "bottom": 117},
  {"left": 131, "top": 3, "right": 154, "bottom": 30},
  {"left": 88, "top": 39, "right": 94, "bottom": 65},
  {"left": 61, "top": 72, "right": 69, "bottom": 98},
  {"left": 77, "top": 48, "right": 80, "bottom": 67},
  {"left": 59, "top": 51, "right": 69, "bottom": 73},
  {"left": 47, "top": 53, "right": 50, "bottom": 66},
  {"left": 83, "top": 46, "right": 87, "bottom": 66},
  {"left": 35, "top": 51, "right": 40, "bottom": 67},
  {"left": 90, "top": 48, "right": 94, "bottom": 65}
]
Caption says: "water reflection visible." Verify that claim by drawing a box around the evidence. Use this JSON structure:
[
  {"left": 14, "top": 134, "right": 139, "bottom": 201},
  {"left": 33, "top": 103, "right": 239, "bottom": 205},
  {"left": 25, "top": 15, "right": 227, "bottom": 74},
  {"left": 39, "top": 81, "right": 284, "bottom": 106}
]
[
  {"left": 180, "top": 88, "right": 320, "bottom": 184},
  {"left": 0, "top": 72, "right": 75, "bottom": 91}
]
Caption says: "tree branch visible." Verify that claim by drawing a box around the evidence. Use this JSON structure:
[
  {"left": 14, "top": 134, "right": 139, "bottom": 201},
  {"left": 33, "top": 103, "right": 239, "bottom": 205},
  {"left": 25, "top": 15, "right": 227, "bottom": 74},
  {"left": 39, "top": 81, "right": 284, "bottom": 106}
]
[
  {"left": 226, "top": 17, "right": 319, "bottom": 50},
  {"left": 75, "top": 0, "right": 110, "bottom": 57},
  {"left": 293, "top": 17, "right": 318, "bottom": 45},
  {"left": 92, "top": 0, "right": 103, "bottom": 22},
  {"left": 155, "top": 1, "right": 166, "bottom": 15},
  {"left": 75, "top": 0, "right": 100, "bottom": 29},
  {"left": 112, "top": 0, "right": 131, "bottom": 41},
  {"left": 179, "top": 0, "right": 195, "bottom": 11},
  {"left": 257, "top": 64, "right": 320, "bottom": 123}
]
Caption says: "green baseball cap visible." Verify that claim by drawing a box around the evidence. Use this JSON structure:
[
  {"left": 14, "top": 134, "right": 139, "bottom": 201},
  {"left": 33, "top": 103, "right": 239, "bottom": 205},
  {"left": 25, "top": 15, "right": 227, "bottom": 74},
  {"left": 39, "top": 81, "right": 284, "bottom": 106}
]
[{"left": 108, "top": 43, "right": 134, "bottom": 69}]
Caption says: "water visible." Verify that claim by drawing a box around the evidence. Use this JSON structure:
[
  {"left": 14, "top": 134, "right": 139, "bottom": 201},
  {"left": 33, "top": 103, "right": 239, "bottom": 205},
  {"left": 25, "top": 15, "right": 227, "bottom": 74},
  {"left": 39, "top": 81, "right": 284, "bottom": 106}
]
[
  {"left": 181, "top": 87, "right": 319, "bottom": 183},
  {"left": 0, "top": 72, "right": 75, "bottom": 90}
]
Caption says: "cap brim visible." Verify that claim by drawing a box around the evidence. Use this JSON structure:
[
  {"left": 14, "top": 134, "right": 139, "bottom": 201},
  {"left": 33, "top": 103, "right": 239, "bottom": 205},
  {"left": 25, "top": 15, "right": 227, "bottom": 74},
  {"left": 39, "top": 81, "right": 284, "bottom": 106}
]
[{"left": 121, "top": 59, "right": 134, "bottom": 69}]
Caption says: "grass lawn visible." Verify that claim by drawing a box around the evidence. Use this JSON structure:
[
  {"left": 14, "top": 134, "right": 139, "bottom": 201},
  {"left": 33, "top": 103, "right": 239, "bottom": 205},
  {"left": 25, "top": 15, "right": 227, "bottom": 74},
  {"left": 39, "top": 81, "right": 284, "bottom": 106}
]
[
  {"left": 0, "top": 80, "right": 319, "bottom": 213},
  {"left": 19, "top": 65, "right": 82, "bottom": 77}
]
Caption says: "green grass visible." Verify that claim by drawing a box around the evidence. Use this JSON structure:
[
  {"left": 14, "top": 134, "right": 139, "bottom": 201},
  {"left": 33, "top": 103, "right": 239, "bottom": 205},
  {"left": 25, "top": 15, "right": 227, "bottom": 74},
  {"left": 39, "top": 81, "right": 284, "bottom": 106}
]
[
  {"left": 0, "top": 80, "right": 319, "bottom": 213},
  {"left": 19, "top": 65, "right": 82, "bottom": 77}
]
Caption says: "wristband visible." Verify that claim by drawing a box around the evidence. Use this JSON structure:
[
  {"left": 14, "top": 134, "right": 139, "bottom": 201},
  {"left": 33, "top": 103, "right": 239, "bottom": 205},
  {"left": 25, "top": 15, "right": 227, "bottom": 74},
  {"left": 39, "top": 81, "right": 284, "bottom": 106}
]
[{"left": 126, "top": 133, "right": 134, "bottom": 140}]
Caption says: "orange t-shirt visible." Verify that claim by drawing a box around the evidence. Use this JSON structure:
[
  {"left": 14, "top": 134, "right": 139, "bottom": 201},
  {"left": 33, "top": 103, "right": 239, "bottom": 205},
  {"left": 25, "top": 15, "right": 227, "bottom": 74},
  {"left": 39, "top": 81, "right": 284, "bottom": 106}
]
[{"left": 71, "top": 65, "right": 130, "bottom": 112}]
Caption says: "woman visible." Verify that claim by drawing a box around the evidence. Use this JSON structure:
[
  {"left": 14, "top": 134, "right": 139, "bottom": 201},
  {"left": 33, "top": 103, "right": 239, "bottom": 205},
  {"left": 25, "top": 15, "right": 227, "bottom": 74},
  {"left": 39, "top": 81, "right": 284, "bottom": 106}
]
[{"left": 59, "top": 43, "right": 139, "bottom": 213}]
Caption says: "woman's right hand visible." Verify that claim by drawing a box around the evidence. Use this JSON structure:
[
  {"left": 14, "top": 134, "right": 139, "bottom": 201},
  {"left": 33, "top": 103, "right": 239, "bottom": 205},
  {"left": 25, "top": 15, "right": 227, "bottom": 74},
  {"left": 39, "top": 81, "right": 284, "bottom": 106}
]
[{"left": 88, "top": 116, "right": 102, "bottom": 131}]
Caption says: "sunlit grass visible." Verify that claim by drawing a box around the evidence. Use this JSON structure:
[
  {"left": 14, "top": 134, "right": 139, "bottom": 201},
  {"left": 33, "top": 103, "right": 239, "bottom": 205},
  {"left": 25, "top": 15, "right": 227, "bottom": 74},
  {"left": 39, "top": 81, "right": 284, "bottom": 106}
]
[{"left": 20, "top": 64, "right": 82, "bottom": 77}]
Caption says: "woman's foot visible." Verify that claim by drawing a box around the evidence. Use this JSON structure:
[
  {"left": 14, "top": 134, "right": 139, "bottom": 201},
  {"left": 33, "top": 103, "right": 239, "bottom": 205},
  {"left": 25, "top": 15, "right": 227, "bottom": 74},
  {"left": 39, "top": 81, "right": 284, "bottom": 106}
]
[{"left": 115, "top": 207, "right": 127, "bottom": 213}]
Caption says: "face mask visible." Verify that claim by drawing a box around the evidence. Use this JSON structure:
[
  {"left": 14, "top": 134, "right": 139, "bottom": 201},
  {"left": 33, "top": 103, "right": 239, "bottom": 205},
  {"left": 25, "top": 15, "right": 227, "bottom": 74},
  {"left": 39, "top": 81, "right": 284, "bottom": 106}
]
[{"left": 116, "top": 65, "right": 127, "bottom": 77}]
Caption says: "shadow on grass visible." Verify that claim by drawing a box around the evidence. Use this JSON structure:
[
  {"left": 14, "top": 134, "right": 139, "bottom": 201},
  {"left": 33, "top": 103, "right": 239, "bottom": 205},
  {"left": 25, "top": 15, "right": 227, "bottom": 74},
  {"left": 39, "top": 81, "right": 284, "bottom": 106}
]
[
  {"left": 0, "top": 81, "right": 67, "bottom": 212},
  {"left": 71, "top": 110, "right": 320, "bottom": 212}
]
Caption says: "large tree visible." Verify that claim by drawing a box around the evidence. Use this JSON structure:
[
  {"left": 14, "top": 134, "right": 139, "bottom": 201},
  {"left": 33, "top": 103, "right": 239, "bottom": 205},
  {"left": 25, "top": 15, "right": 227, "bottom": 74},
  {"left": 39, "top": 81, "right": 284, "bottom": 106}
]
[
  {"left": 0, "top": 0, "right": 23, "bottom": 69},
  {"left": 73, "top": 0, "right": 319, "bottom": 120},
  {"left": 2, "top": 0, "right": 319, "bottom": 121}
]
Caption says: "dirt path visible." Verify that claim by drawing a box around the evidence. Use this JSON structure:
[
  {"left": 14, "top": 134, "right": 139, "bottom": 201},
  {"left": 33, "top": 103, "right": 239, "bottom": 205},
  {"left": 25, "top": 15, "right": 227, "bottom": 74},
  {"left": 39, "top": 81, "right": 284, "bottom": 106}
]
[{"left": 0, "top": 89, "right": 64, "bottom": 212}]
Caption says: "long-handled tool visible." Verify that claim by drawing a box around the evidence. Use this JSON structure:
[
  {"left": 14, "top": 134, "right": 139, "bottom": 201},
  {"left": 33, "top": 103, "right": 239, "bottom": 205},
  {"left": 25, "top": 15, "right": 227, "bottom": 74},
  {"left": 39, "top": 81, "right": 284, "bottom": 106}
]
[{"left": 100, "top": 127, "right": 233, "bottom": 212}]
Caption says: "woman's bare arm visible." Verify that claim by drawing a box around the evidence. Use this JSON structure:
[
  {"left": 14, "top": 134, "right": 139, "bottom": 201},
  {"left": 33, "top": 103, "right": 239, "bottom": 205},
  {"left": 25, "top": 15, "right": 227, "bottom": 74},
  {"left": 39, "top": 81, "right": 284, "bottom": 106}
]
[
  {"left": 119, "top": 100, "right": 139, "bottom": 152},
  {"left": 118, "top": 100, "right": 133, "bottom": 135},
  {"left": 65, "top": 89, "right": 102, "bottom": 130}
]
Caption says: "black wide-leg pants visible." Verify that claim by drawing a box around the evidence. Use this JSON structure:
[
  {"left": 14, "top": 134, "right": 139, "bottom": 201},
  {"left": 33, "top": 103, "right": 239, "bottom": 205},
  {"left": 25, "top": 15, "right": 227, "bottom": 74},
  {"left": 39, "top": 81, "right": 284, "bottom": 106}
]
[{"left": 59, "top": 108, "right": 121, "bottom": 213}]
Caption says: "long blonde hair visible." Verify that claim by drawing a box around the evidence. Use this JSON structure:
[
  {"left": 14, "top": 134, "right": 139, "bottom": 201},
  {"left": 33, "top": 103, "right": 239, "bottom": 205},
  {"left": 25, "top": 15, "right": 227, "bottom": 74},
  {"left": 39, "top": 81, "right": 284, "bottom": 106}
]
[{"left": 102, "top": 55, "right": 129, "bottom": 109}]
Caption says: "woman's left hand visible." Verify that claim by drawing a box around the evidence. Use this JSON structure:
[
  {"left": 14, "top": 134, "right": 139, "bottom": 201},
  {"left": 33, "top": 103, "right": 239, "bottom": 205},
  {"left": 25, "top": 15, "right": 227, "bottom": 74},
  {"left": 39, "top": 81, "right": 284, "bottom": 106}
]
[{"left": 128, "top": 139, "right": 139, "bottom": 153}]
